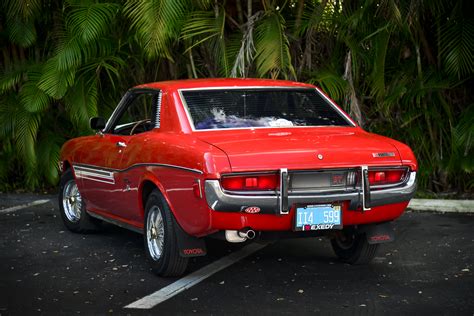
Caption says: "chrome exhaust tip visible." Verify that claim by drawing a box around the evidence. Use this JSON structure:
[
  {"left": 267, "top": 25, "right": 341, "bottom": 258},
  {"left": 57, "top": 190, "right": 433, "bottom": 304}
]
[
  {"left": 238, "top": 228, "right": 256, "bottom": 240},
  {"left": 225, "top": 229, "right": 257, "bottom": 243},
  {"left": 225, "top": 230, "right": 246, "bottom": 243}
]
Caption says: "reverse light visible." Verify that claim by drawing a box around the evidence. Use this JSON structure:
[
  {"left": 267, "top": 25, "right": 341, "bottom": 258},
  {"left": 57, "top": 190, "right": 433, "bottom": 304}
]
[{"left": 221, "top": 173, "right": 279, "bottom": 191}]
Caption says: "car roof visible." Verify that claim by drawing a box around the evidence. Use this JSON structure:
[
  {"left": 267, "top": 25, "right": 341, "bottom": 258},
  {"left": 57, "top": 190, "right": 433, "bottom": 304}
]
[{"left": 133, "top": 78, "right": 315, "bottom": 91}]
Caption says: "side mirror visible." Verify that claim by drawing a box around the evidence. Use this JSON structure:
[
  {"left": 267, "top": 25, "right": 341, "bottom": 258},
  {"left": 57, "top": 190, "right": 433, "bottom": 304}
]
[{"left": 90, "top": 117, "right": 106, "bottom": 130}]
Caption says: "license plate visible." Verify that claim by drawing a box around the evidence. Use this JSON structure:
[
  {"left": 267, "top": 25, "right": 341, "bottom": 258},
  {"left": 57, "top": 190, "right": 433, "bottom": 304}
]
[{"left": 294, "top": 204, "right": 342, "bottom": 231}]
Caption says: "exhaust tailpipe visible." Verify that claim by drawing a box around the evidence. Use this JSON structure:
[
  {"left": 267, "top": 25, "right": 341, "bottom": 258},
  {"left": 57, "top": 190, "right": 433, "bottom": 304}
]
[
  {"left": 225, "top": 229, "right": 257, "bottom": 243},
  {"left": 238, "top": 228, "right": 256, "bottom": 240}
]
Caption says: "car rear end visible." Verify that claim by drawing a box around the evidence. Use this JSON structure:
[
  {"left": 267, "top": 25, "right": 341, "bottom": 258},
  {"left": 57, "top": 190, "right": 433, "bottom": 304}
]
[{"left": 178, "top": 81, "right": 417, "bottom": 263}]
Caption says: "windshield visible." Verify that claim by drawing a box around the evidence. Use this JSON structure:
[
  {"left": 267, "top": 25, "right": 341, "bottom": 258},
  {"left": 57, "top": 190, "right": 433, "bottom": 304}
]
[{"left": 181, "top": 88, "right": 352, "bottom": 130}]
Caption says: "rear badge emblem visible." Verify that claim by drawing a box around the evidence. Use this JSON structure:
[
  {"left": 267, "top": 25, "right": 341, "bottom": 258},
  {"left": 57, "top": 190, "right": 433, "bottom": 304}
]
[
  {"left": 243, "top": 206, "right": 261, "bottom": 214},
  {"left": 317, "top": 154, "right": 324, "bottom": 160},
  {"left": 372, "top": 152, "right": 395, "bottom": 158}
]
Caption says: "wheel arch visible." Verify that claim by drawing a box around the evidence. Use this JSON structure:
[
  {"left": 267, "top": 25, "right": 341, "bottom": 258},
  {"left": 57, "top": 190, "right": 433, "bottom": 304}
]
[
  {"left": 62, "top": 160, "right": 72, "bottom": 173},
  {"left": 138, "top": 173, "right": 175, "bottom": 222}
]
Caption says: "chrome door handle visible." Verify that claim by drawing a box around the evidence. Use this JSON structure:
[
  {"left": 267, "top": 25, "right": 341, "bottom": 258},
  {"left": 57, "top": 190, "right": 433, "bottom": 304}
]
[{"left": 116, "top": 141, "right": 127, "bottom": 148}]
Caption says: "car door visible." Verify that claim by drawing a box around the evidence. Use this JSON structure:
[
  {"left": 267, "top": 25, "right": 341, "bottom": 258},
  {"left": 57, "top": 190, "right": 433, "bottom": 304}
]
[{"left": 77, "top": 89, "right": 161, "bottom": 220}]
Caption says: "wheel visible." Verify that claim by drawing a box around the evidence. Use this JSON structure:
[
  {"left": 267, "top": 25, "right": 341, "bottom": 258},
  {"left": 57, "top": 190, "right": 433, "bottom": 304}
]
[
  {"left": 58, "top": 169, "right": 100, "bottom": 233},
  {"left": 144, "top": 190, "right": 189, "bottom": 277},
  {"left": 330, "top": 228, "right": 379, "bottom": 264}
]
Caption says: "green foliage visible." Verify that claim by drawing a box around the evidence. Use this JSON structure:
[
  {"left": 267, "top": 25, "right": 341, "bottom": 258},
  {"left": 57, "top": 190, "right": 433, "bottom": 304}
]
[
  {"left": 255, "top": 10, "right": 295, "bottom": 79},
  {"left": 0, "top": 0, "right": 472, "bottom": 194},
  {"left": 124, "top": 0, "right": 190, "bottom": 59}
]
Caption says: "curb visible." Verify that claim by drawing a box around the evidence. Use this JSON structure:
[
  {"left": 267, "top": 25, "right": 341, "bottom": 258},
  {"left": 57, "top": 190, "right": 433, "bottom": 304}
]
[{"left": 408, "top": 199, "right": 474, "bottom": 213}]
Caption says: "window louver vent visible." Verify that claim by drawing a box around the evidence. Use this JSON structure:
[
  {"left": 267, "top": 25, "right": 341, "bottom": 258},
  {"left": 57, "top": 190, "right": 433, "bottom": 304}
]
[{"left": 156, "top": 91, "right": 162, "bottom": 128}]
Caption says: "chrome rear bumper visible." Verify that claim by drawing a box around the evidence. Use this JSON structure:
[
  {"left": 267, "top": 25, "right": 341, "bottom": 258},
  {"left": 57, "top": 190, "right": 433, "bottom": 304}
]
[{"left": 205, "top": 171, "right": 416, "bottom": 214}]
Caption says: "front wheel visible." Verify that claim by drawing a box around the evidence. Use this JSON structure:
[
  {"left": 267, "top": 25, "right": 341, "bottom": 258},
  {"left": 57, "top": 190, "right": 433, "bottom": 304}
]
[
  {"left": 144, "top": 190, "right": 189, "bottom": 277},
  {"left": 330, "top": 229, "right": 379, "bottom": 264}
]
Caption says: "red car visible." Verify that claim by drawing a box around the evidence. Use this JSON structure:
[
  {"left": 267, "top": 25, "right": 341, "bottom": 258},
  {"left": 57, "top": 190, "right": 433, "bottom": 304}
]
[{"left": 59, "top": 78, "right": 417, "bottom": 276}]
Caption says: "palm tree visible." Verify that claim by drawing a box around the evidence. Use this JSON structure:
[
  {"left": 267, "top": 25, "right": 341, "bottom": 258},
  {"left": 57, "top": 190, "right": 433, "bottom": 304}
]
[{"left": 0, "top": 0, "right": 472, "bottom": 194}]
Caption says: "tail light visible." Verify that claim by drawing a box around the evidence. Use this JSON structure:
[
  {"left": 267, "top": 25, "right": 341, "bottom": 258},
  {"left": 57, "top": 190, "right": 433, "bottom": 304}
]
[
  {"left": 368, "top": 168, "right": 407, "bottom": 186},
  {"left": 221, "top": 173, "right": 279, "bottom": 191}
]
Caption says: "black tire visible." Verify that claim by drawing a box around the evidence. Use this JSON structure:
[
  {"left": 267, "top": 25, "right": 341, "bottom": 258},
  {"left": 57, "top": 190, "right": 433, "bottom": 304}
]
[
  {"left": 144, "top": 190, "right": 189, "bottom": 277},
  {"left": 330, "top": 228, "right": 379, "bottom": 264},
  {"left": 58, "top": 169, "right": 101, "bottom": 233}
]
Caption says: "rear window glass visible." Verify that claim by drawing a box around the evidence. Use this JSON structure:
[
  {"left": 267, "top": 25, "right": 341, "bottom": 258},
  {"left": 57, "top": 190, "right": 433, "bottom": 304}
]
[{"left": 181, "top": 88, "right": 351, "bottom": 130}]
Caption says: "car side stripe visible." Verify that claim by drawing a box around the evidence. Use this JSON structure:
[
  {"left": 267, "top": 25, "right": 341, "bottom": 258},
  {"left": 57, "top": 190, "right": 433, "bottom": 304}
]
[
  {"left": 72, "top": 162, "right": 203, "bottom": 181},
  {"left": 73, "top": 165, "right": 116, "bottom": 184}
]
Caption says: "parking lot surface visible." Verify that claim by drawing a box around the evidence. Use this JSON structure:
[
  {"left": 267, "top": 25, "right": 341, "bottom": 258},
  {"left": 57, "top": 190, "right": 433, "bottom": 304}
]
[{"left": 0, "top": 194, "right": 473, "bottom": 315}]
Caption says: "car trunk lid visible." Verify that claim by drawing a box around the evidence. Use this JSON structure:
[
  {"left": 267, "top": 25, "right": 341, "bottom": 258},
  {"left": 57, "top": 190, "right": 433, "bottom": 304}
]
[{"left": 196, "top": 128, "right": 402, "bottom": 172}]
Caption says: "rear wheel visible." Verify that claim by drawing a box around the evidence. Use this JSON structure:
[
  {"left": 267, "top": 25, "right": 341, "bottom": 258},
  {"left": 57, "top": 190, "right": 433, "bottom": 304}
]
[
  {"left": 330, "top": 228, "right": 379, "bottom": 264},
  {"left": 58, "top": 169, "right": 100, "bottom": 232},
  {"left": 144, "top": 190, "right": 189, "bottom": 277}
]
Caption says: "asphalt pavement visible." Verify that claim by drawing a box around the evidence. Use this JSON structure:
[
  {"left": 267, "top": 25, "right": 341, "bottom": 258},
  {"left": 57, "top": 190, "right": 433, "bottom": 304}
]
[{"left": 0, "top": 194, "right": 473, "bottom": 315}]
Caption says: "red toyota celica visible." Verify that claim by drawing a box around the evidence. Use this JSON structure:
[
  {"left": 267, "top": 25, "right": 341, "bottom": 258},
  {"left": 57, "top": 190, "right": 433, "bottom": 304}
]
[{"left": 58, "top": 78, "right": 417, "bottom": 276}]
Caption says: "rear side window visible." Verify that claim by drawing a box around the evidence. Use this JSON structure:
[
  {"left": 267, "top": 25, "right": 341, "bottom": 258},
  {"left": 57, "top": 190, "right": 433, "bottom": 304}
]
[{"left": 181, "top": 88, "right": 351, "bottom": 130}]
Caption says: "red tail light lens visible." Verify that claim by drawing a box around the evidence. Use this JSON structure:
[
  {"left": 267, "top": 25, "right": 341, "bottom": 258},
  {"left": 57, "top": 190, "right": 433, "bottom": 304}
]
[
  {"left": 368, "top": 168, "right": 407, "bottom": 186},
  {"left": 221, "top": 173, "right": 279, "bottom": 191}
]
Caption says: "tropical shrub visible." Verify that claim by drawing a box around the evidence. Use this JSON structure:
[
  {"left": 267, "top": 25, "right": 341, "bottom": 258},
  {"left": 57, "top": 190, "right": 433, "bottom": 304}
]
[{"left": 0, "top": 0, "right": 472, "bottom": 195}]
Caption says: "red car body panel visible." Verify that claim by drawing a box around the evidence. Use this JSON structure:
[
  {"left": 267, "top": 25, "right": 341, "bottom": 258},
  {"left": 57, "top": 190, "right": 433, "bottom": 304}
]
[{"left": 60, "top": 78, "right": 417, "bottom": 237}]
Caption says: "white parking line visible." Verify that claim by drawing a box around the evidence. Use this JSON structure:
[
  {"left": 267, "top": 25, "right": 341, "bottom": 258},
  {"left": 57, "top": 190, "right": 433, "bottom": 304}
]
[
  {"left": 125, "top": 242, "right": 268, "bottom": 309},
  {"left": 0, "top": 199, "right": 51, "bottom": 214}
]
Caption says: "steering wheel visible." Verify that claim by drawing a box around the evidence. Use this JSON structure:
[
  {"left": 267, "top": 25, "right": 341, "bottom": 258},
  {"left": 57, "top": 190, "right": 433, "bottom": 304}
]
[{"left": 130, "top": 119, "right": 151, "bottom": 135}]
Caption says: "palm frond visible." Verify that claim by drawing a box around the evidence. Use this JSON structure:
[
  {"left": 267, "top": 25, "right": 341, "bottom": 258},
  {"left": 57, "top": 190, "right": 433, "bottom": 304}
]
[
  {"left": 0, "top": 67, "right": 27, "bottom": 93},
  {"left": 255, "top": 11, "right": 295, "bottom": 78},
  {"left": 0, "top": 93, "right": 18, "bottom": 138},
  {"left": 439, "top": 17, "right": 474, "bottom": 78},
  {"left": 36, "top": 132, "right": 63, "bottom": 185},
  {"left": 2, "top": 0, "right": 42, "bottom": 20},
  {"left": 309, "top": 70, "right": 348, "bottom": 104},
  {"left": 64, "top": 77, "right": 98, "bottom": 131},
  {"left": 367, "top": 29, "right": 390, "bottom": 101},
  {"left": 181, "top": 11, "right": 222, "bottom": 49},
  {"left": 13, "top": 106, "right": 41, "bottom": 188},
  {"left": 37, "top": 58, "right": 76, "bottom": 99},
  {"left": 7, "top": 19, "right": 37, "bottom": 47},
  {"left": 20, "top": 70, "right": 51, "bottom": 113},
  {"left": 67, "top": 3, "right": 119, "bottom": 43},
  {"left": 181, "top": 7, "right": 231, "bottom": 76},
  {"left": 124, "top": 0, "right": 190, "bottom": 59}
]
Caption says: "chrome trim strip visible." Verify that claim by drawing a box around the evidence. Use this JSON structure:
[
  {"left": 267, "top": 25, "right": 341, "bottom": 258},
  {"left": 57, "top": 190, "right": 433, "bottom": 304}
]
[
  {"left": 73, "top": 165, "right": 116, "bottom": 184},
  {"left": 361, "top": 165, "right": 371, "bottom": 211},
  {"left": 75, "top": 176, "right": 115, "bottom": 185},
  {"left": 87, "top": 211, "right": 143, "bottom": 234},
  {"left": 178, "top": 86, "right": 356, "bottom": 132},
  {"left": 73, "top": 162, "right": 203, "bottom": 175},
  {"left": 74, "top": 165, "right": 114, "bottom": 176},
  {"left": 280, "top": 168, "right": 289, "bottom": 214},
  {"left": 205, "top": 171, "right": 417, "bottom": 213}
]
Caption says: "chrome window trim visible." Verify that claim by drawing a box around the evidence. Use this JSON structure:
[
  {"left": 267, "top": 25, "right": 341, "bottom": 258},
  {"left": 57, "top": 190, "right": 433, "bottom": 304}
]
[
  {"left": 103, "top": 88, "right": 162, "bottom": 134},
  {"left": 314, "top": 87, "right": 357, "bottom": 127},
  {"left": 177, "top": 86, "right": 356, "bottom": 132}
]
